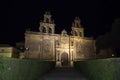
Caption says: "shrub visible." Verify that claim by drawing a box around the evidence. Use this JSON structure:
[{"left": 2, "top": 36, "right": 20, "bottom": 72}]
[
  {"left": 74, "top": 58, "right": 120, "bottom": 80},
  {"left": 0, "top": 58, "right": 55, "bottom": 80}
]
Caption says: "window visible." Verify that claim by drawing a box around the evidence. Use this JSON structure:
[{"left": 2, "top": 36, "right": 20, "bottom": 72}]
[
  {"left": 43, "top": 27, "right": 46, "bottom": 33},
  {"left": 48, "top": 27, "right": 52, "bottom": 33},
  {"left": 46, "top": 18, "right": 49, "bottom": 23},
  {"left": 74, "top": 31, "right": 77, "bottom": 36},
  {"left": 71, "top": 41, "right": 73, "bottom": 46}
]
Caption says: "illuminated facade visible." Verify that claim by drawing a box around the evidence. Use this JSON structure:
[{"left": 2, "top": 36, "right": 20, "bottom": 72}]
[{"left": 25, "top": 12, "right": 96, "bottom": 67}]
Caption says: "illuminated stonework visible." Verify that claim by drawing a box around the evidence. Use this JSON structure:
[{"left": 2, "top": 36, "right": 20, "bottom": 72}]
[{"left": 25, "top": 12, "right": 96, "bottom": 67}]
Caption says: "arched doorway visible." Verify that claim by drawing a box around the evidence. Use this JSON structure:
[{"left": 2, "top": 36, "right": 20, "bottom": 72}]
[{"left": 61, "top": 52, "right": 69, "bottom": 66}]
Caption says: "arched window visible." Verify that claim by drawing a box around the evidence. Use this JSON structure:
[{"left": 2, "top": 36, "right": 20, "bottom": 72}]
[
  {"left": 71, "top": 41, "right": 73, "bottom": 46},
  {"left": 46, "top": 18, "right": 49, "bottom": 23},
  {"left": 43, "top": 27, "right": 46, "bottom": 33},
  {"left": 74, "top": 31, "right": 77, "bottom": 36},
  {"left": 48, "top": 27, "right": 52, "bottom": 33}
]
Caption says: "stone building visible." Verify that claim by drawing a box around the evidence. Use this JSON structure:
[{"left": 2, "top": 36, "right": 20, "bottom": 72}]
[
  {"left": 0, "top": 44, "right": 20, "bottom": 58},
  {"left": 25, "top": 12, "right": 96, "bottom": 67}
]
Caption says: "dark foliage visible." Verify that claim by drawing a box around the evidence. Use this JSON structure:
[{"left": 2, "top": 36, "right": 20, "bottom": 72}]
[
  {"left": 74, "top": 58, "right": 120, "bottom": 80},
  {"left": 96, "top": 18, "right": 120, "bottom": 56}
]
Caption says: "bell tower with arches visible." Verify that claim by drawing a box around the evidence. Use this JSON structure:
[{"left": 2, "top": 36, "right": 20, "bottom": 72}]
[
  {"left": 39, "top": 11, "right": 55, "bottom": 34},
  {"left": 71, "top": 17, "right": 84, "bottom": 37}
]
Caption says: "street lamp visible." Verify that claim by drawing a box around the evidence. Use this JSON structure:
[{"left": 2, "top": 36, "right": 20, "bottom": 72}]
[{"left": 25, "top": 47, "right": 29, "bottom": 58}]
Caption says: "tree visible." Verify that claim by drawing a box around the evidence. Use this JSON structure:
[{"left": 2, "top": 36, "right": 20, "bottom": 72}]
[{"left": 96, "top": 18, "right": 120, "bottom": 57}]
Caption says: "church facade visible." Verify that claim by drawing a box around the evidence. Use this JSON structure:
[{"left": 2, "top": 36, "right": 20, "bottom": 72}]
[{"left": 25, "top": 12, "right": 96, "bottom": 67}]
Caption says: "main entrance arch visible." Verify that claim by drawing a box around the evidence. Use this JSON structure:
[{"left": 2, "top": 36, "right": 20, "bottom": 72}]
[{"left": 61, "top": 52, "right": 69, "bottom": 66}]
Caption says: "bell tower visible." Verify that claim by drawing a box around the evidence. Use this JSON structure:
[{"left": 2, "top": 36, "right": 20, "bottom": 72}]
[
  {"left": 39, "top": 11, "right": 55, "bottom": 34},
  {"left": 71, "top": 17, "right": 84, "bottom": 37}
]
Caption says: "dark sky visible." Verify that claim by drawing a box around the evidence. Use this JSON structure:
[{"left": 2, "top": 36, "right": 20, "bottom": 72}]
[{"left": 5, "top": 0, "right": 120, "bottom": 45}]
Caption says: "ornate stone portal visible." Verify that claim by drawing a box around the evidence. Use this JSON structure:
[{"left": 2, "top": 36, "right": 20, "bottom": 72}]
[{"left": 25, "top": 11, "right": 96, "bottom": 67}]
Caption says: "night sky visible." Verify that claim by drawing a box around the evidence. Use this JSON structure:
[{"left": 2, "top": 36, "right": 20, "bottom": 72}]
[{"left": 5, "top": 0, "right": 120, "bottom": 45}]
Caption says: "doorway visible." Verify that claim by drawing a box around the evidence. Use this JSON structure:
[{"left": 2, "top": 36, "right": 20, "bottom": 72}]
[{"left": 61, "top": 52, "right": 69, "bottom": 66}]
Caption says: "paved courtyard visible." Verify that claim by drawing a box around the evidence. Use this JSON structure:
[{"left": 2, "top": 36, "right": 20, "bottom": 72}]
[{"left": 39, "top": 67, "right": 89, "bottom": 80}]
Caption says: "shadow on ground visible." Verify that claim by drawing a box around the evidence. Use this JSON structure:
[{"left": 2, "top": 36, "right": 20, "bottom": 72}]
[{"left": 38, "top": 67, "right": 89, "bottom": 80}]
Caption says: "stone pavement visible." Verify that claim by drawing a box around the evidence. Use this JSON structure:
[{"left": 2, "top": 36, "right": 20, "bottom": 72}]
[{"left": 38, "top": 67, "right": 89, "bottom": 80}]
